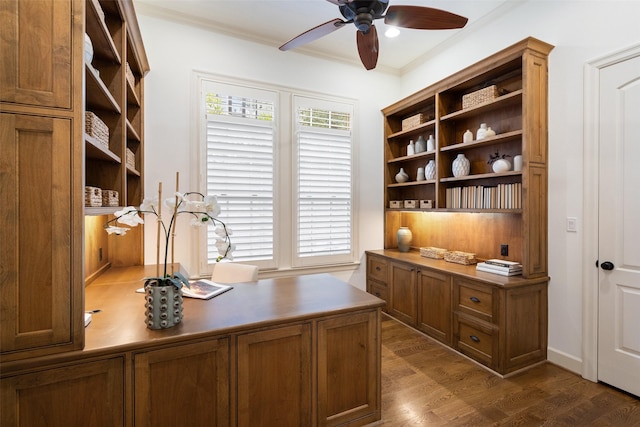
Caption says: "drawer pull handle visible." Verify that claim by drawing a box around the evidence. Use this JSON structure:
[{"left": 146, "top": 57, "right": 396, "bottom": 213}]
[
  {"left": 375, "top": 266, "right": 381, "bottom": 271},
  {"left": 470, "top": 296, "right": 480, "bottom": 303},
  {"left": 470, "top": 335, "right": 480, "bottom": 343}
]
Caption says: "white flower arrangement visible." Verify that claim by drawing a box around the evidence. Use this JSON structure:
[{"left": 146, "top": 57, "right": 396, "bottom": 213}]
[{"left": 105, "top": 179, "right": 233, "bottom": 289}]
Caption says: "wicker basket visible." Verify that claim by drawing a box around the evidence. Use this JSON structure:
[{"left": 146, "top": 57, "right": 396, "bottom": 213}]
[
  {"left": 126, "top": 148, "right": 136, "bottom": 169},
  {"left": 420, "top": 247, "right": 447, "bottom": 259},
  {"left": 85, "top": 111, "right": 109, "bottom": 148},
  {"left": 126, "top": 62, "right": 135, "bottom": 88},
  {"left": 402, "top": 113, "right": 426, "bottom": 131},
  {"left": 444, "top": 250, "right": 477, "bottom": 265},
  {"left": 462, "top": 85, "right": 501, "bottom": 109},
  {"left": 102, "top": 190, "right": 119, "bottom": 207},
  {"left": 85, "top": 186, "right": 102, "bottom": 207}
]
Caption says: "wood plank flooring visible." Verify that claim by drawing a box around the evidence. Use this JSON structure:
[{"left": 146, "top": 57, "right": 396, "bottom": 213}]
[{"left": 376, "top": 315, "right": 640, "bottom": 426}]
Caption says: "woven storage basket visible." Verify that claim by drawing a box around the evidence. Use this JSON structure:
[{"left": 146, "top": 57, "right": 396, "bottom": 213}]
[
  {"left": 402, "top": 113, "right": 425, "bottom": 131},
  {"left": 85, "top": 111, "right": 109, "bottom": 148},
  {"left": 126, "top": 148, "right": 136, "bottom": 169},
  {"left": 444, "top": 250, "right": 477, "bottom": 265},
  {"left": 462, "top": 85, "right": 500, "bottom": 109},
  {"left": 102, "top": 190, "right": 119, "bottom": 207},
  {"left": 420, "top": 247, "right": 447, "bottom": 259},
  {"left": 85, "top": 186, "right": 102, "bottom": 207},
  {"left": 126, "top": 62, "right": 135, "bottom": 88}
]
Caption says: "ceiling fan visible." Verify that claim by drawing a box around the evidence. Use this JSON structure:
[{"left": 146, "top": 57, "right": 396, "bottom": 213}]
[{"left": 278, "top": 0, "right": 468, "bottom": 70}]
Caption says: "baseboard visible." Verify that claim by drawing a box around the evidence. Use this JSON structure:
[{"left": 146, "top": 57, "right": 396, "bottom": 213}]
[{"left": 547, "top": 347, "right": 582, "bottom": 375}]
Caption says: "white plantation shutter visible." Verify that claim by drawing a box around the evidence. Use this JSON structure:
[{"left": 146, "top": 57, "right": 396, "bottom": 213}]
[
  {"left": 203, "top": 83, "right": 275, "bottom": 264},
  {"left": 295, "top": 97, "right": 354, "bottom": 265}
]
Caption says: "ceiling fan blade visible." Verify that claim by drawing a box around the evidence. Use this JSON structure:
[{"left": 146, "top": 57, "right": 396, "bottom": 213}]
[
  {"left": 279, "top": 18, "right": 347, "bottom": 51},
  {"left": 356, "top": 24, "right": 379, "bottom": 70},
  {"left": 325, "top": 0, "right": 352, "bottom": 5},
  {"left": 384, "top": 5, "right": 468, "bottom": 30}
]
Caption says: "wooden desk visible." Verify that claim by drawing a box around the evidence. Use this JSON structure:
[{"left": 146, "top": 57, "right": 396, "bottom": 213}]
[{"left": 1, "top": 267, "right": 384, "bottom": 427}]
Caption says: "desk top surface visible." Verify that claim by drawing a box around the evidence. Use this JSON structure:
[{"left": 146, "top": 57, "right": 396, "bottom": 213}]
[{"left": 84, "top": 266, "right": 383, "bottom": 353}]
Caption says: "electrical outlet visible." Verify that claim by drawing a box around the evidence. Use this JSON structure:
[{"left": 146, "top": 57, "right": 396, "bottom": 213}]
[{"left": 500, "top": 244, "right": 508, "bottom": 256}]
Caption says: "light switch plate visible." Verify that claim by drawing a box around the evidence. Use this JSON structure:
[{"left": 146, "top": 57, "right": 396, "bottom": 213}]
[{"left": 567, "top": 217, "right": 577, "bottom": 232}]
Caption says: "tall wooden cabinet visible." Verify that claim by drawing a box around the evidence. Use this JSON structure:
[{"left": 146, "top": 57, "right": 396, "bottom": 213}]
[
  {"left": 0, "top": 0, "right": 149, "bottom": 361},
  {"left": 0, "top": 0, "right": 85, "bottom": 361},
  {"left": 382, "top": 37, "right": 553, "bottom": 278}
]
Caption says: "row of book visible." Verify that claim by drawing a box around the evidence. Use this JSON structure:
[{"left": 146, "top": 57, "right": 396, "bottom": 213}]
[
  {"left": 445, "top": 183, "right": 522, "bottom": 209},
  {"left": 476, "top": 259, "right": 523, "bottom": 276}
]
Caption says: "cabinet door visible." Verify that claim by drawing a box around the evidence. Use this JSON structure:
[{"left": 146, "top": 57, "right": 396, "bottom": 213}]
[
  {"left": 236, "top": 324, "right": 312, "bottom": 427},
  {"left": 417, "top": 269, "right": 452, "bottom": 345},
  {"left": 0, "top": 113, "right": 82, "bottom": 359},
  {"left": 1, "top": 357, "right": 124, "bottom": 426},
  {"left": 134, "top": 338, "right": 230, "bottom": 427},
  {"left": 317, "top": 311, "right": 380, "bottom": 426},
  {"left": 389, "top": 261, "right": 417, "bottom": 326},
  {"left": 0, "top": 0, "right": 74, "bottom": 108}
]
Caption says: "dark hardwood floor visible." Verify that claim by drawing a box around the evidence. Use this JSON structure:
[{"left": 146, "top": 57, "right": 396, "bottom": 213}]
[{"left": 376, "top": 315, "right": 640, "bottom": 426}]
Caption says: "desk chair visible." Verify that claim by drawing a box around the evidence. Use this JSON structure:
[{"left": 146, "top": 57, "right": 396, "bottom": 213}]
[{"left": 211, "top": 263, "right": 259, "bottom": 284}]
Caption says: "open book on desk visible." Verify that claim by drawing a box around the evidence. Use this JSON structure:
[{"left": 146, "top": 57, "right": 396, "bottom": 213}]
[{"left": 136, "top": 279, "right": 233, "bottom": 300}]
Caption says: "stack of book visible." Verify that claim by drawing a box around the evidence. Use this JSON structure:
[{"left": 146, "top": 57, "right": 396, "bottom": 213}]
[{"left": 476, "top": 259, "right": 523, "bottom": 276}]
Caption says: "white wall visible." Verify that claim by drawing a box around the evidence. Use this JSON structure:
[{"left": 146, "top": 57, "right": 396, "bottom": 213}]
[
  {"left": 136, "top": 12, "right": 398, "bottom": 287},
  {"left": 400, "top": 1, "right": 640, "bottom": 373}
]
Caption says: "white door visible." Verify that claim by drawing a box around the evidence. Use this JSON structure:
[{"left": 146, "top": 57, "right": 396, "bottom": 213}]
[{"left": 597, "top": 52, "right": 640, "bottom": 397}]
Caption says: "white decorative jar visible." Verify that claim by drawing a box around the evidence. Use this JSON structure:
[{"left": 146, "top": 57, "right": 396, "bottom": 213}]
[
  {"left": 476, "top": 123, "right": 488, "bottom": 140},
  {"left": 427, "top": 135, "right": 435, "bottom": 151},
  {"left": 416, "top": 167, "right": 425, "bottom": 181},
  {"left": 84, "top": 33, "right": 93, "bottom": 65},
  {"left": 452, "top": 154, "right": 470, "bottom": 177},
  {"left": 397, "top": 227, "right": 413, "bottom": 252},
  {"left": 513, "top": 155, "right": 523, "bottom": 171},
  {"left": 492, "top": 158, "right": 512, "bottom": 173},
  {"left": 415, "top": 135, "right": 426, "bottom": 153},
  {"left": 395, "top": 168, "right": 409, "bottom": 183},
  {"left": 425, "top": 159, "right": 436, "bottom": 180},
  {"left": 463, "top": 129, "right": 473, "bottom": 143},
  {"left": 486, "top": 127, "right": 496, "bottom": 137},
  {"left": 407, "top": 140, "right": 415, "bottom": 156}
]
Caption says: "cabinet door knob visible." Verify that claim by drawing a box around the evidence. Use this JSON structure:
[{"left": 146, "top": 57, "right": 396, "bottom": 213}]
[
  {"left": 600, "top": 261, "right": 614, "bottom": 271},
  {"left": 375, "top": 266, "right": 381, "bottom": 271},
  {"left": 470, "top": 296, "right": 480, "bottom": 303},
  {"left": 470, "top": 335, "right": 480, "bottom": 343}
]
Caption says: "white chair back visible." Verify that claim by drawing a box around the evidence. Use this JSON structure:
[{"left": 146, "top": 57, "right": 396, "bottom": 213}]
[{"left": 211, "top": 263, "right": 259, "bottom": 284}]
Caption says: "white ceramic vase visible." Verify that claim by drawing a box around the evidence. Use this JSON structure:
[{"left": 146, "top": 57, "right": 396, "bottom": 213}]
[
  {"left": 395, "top": 168, "right": 409, "bottom": 183},
  {"left": 397, "top": 227, "right": 413, "bottom": 252},
  {"left": 415, "top": 135, "right": 426, "bottom": 153},
  {"left": 427, "top": 135, "right": 435, "bottom": 151},
  {"left": 452, "top": 154, "right": 470, "bottom": 177},
  {"left": 425, "top": 160, "right": 436, "bottom": 180},
  {"left": 407, "top": 140, "right": 415, "bottom": 156},
  {"left": 463, "top": 129, "right": 473, "bottom": 143},
  {"left": 513, "top": 155, "right": 523, "bottom": 171},
  {"left": 416, "top": 167, "right": 425, "bottom": 181},
  {"left": 492, "top": 158, "right": 512, "bottom": 173},
  {"left": 476, "top": 123, "right": 488, "bottom": 140}
]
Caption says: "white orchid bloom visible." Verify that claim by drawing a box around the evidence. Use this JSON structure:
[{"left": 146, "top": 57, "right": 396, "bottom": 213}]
[
  {"left": 214, "top": 224, "right": 232, "bottom": 237},
  {"left": 215, "top": 240, "right": 235, "bottom": 258},
  {"left": 190, "top": 213, "right": 210, "bottom": 226},
  {"left": 105, "top": 225, "right": 130, "bottom": 235},
  {"left": 114, "top": 206, "right": 144, "bottom": 227},
  {"left": 164, "top": 192, "right": 187, "bottom": 212},
  {"left": 139, "top": 197, "right": 159, "bottom": 213},
  {"left": 204, "top": 195, "right": 221, "bottom": 217}
]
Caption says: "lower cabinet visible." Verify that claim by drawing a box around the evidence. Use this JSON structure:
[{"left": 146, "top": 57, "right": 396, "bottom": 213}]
[
  {"left": 1, "top": 357, "right": 125, "bottom": 426},
  {"left": 134, "top": 338, "right": 230, "bottom": 427},
  {"left": 366, "top": 251, "right": 548, "bottom": 375},
  {"left": 236, "top": 324, "right": 312, "bottom": 427}
]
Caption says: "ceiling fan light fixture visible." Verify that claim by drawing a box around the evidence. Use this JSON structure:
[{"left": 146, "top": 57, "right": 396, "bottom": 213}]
[
  {"left": 354, "top": 12, "right": 373, "bottom": 32},
  {"left": 384, "top": 26, "right": 400, "bottom": 38}
]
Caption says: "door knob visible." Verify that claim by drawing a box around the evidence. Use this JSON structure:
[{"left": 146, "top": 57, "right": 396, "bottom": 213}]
[{"left": 601, "top": 261, "right": 615, "bottom": 270}]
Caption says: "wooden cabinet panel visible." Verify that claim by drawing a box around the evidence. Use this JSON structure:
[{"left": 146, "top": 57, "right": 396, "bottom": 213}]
[
  {"left": 455, "top": 278, "right": 496, "bottom": 324},
  {"left": 134, "top": 338, "right": 230, "bottom": 427},
  {"left": 0, "top": 113, "right": 82, "bottom": 358},
  {"left": 317, "top": 311, "right": 380, "bottom": 427},
  {"left": 456, "top": 315, "right": 495, "bottom": 367},
  {"left": 367, "top": 255, "right": 388, "bottom": 282},
  {"left": 0, "top": 0, "right": 75, "bottom": 108},
  {"left": 417, "top": 269, "right": 452, "bottom": 345},
  {"left": 1, "top": 357, "right": 125, "bottom": 426},
  {"left": 236, "top": 324, "right": 312, "bottom": 427},
  {"left": 389, "top": 261, "right": 417, "bottom": 326}
]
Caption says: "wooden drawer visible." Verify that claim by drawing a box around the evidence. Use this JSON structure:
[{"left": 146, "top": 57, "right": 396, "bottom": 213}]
[
  {"left": 455, "top": 278, "right": 494, "bottom": 323},
  {"left": 456, "top": 316, "right": 494, "bottom": 367},
  {"left": 368, "top": 281, "right": 388, "bottom": 312},
  {"left": 367, "top": 255, "right": 388, "bottom": 283}
]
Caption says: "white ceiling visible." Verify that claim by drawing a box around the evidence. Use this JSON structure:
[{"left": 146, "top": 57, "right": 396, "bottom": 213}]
[{"left": 134, "top": 0, "right": 512, "bottom": 73}]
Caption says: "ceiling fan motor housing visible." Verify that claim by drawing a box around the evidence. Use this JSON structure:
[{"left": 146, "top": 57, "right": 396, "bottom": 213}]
[{"left": 340, "top": 0, "right": 390, "bottom": 32}]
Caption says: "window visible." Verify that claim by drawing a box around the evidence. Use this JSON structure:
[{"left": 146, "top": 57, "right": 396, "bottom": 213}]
[{"left": 198, "top": 75, "right": 357, "bottom": 274}]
